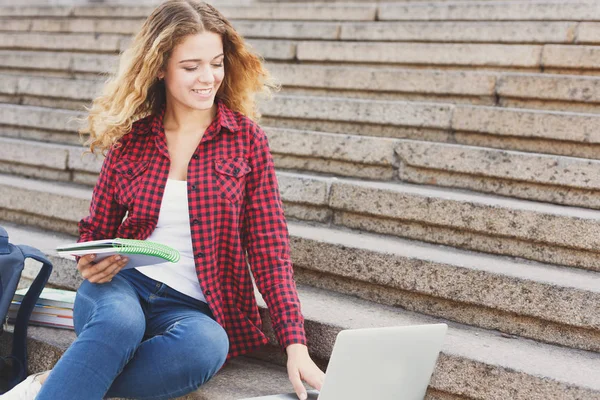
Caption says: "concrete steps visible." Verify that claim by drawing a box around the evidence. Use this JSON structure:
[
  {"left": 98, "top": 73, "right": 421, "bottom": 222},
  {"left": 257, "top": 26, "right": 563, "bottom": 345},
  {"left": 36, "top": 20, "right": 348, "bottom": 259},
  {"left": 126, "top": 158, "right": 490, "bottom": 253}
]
[
  {"left": 5, "top": 16, "right": 600, "bottom": 45},
  {"left": 5, "top": 170, "right": 600, "bottom": 272},
  {"left": 2, "top": 175, "right": 600, "bottom": 353},
  {"left": 5, "top": 96, "right": 600, "bottom": 161},
  {"left": 4, "top": 128, "right": 600, "bottom": 210},
  {"left": 5, "top": 68, "right": 600, "bottom": 114},
  {"left": 0, "top": 324, "right": 299, "bottom": 400},
  {"left": 3, "top": 32, "right": 600, "bottom": 72},
  {"left": 1, "top": 2, "right": 599, "bottom": 399},
  {"left": 2, "top": 221, "right": 600, "bottom": 400}
]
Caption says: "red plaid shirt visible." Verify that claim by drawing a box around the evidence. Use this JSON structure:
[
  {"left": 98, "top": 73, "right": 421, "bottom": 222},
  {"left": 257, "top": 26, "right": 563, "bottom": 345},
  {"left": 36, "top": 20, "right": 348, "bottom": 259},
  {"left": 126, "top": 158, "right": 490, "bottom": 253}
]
[{"left": 78, "top": 100, "right": 306, "bottom": 358}]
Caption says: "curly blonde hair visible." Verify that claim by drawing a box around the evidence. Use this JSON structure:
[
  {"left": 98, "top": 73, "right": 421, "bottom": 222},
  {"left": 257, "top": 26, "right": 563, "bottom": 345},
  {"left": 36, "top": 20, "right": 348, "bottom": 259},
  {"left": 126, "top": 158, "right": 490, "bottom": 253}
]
[{"left": 80, "top": 0, "right": 276, "bottom": 153}]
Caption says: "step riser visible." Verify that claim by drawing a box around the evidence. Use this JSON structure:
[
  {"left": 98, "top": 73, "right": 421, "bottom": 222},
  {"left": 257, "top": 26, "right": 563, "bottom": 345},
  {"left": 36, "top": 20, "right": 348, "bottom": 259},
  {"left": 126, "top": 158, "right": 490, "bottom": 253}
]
[
  {"left": 4, "top": 18, "right": 595, "bottom": 46},
  {"left": 5, "top": 219, "right": 598, "bottom": 400},
  {"left": 23, "top": 237, "right": 599, "bottom": 355},
  {"left": 4, "top": 135, "right": 600, "bottom": 211},
  {"left": 4, "top": 171, "right": 600, "bottom": 272},
  {"left": 4, "top": 184, "right": 600, "bottom": 351},
  {"left": 295, "top": 267, "right": 600, "bottom": 354},
  {"left": 257, "top": 290, "right": 600, "bottom": 400},
  {"left": 4, "top": 39, "right": 600, "bottom": 73},
  {"left": 5, "top": 66, "right": 600, "bottom": 113}
]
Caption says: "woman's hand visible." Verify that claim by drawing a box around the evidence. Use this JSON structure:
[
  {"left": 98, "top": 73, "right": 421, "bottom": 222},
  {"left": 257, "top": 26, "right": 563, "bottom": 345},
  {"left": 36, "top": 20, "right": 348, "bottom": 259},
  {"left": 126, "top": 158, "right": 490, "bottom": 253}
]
[
  {"left": 77, "top": 254, "right": 128, "bottom": 284},
  {"left": 286, "top": 343, "right": 325, "bottom": 400}
]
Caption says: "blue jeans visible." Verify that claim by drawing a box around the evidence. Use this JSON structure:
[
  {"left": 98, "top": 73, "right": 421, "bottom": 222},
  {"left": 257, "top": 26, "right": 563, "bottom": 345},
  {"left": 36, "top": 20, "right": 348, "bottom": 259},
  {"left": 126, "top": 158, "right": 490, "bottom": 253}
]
[{"left": 36, "top": 268, "right": 229, "bottom": 400}]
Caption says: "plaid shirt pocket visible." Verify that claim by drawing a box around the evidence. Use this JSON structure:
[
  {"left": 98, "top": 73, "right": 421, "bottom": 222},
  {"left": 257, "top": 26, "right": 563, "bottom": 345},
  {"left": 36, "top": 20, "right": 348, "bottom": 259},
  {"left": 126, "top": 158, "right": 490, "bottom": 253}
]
[
  {"left": 214, "top": 157, "right": 251, "bottom": 205},
  {"left": 113, "top": 159, "right": 149, "bottom": 206}
]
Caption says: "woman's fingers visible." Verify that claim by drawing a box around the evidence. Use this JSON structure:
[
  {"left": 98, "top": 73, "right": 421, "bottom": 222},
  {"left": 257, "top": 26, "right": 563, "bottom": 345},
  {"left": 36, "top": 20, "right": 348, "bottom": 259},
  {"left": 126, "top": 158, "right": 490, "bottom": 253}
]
[
  {"left": 78, "top": 255, "right": 128, "bottom": 283},
  {"left": 287, "top": 366, "right": 306, "bottom": 400},
  {"left": 76, "top": 253, "right": 96, "bottom": 272},
  {"left": 91, "top": 259, "right": 127, "bottom": 283},
  {"left": 302, "top": 369, "right": 325, "bottom": 392}
]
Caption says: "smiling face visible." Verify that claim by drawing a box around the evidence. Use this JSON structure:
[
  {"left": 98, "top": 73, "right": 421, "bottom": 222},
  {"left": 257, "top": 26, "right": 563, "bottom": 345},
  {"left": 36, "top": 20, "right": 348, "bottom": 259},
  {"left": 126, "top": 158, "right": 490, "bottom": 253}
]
[{"left": 158, "top": 31, "right": 225, "bottom": 112}]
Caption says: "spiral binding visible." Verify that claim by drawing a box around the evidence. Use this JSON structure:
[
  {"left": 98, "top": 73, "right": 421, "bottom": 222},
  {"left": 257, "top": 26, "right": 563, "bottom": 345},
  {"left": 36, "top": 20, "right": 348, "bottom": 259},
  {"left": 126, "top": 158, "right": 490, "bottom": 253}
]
[{"left": 112, "top": 238, "right": 181, "bottom": 263}]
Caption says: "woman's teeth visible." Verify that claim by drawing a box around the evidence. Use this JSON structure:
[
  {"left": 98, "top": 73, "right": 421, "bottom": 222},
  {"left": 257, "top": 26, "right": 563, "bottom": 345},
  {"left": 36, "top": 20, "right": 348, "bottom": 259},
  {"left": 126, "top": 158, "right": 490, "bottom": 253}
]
[{"left": 192, "top": 88, "right": 212, "bottom": 94}]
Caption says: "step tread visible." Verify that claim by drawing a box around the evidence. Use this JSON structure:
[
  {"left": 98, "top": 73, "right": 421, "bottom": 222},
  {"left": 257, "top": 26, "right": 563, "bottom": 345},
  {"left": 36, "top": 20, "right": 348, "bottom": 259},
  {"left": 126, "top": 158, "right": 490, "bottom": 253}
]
[
  {"left": 289, "top": 222, "right": 600, "bottom": 293},
  {"left": 2, "top": 324, "right": 295, "bottom": 400},
  {"left": 5, "top": 217, "right": 599, "bottom": 295}
]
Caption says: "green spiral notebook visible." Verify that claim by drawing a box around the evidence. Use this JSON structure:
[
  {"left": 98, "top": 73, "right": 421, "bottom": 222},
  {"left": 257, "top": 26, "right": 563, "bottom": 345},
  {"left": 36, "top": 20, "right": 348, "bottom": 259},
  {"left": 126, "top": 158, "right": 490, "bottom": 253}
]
[{"left": 56, "top": 238, "right": 181, "bottom": 269}]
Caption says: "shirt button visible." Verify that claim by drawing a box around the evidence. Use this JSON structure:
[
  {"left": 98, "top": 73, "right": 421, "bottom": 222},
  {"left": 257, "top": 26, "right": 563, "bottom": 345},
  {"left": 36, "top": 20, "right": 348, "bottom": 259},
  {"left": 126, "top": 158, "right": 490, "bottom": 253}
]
[
  {"left": 233, "top": 167, "right": 240, "bottom": 175},
  {"left": 193, "top": 219, "right": 199, "bottom": 224},
  {"left": 192, "top": 154, "right": 199, "bottom": 160},
  {"left": 191, "top": 184, "right": 197, "bottom": 190},
  {"left": 205, "top": 290, "right": 211, "bottom": 296},
  {"left": 196, "top": 252, "right": 204, "bottom": 258},
  {"left": 127, "top": 168, "right": 133, "bottom": 174}
]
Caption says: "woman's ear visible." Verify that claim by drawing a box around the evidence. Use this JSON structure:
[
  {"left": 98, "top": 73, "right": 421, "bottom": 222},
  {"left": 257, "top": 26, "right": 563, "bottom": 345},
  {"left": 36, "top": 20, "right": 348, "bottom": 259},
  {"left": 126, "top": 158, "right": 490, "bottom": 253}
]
[{"left": 157, "top": 70, "right": 165, "bottom": 80}]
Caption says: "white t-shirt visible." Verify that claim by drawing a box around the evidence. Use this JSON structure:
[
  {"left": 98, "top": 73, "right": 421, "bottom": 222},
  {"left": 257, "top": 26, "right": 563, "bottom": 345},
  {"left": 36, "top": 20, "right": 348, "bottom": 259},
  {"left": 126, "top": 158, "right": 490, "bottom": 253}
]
[{"left": 135, "top": 179, "right": 206, "bottom": 303}]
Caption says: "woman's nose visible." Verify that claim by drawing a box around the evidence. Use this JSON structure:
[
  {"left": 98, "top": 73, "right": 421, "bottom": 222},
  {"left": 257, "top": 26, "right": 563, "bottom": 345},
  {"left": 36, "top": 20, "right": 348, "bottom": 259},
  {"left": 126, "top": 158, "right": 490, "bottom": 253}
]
[{"left": 197, "top": 67, "right": 214, "bottom": 85}]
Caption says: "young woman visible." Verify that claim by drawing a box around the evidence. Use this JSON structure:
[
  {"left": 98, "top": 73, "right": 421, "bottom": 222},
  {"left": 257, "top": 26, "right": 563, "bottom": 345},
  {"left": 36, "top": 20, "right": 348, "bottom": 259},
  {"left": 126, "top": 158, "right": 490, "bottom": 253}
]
[{"left": 2, "top": 1, "right": 324, "bottom": 399}]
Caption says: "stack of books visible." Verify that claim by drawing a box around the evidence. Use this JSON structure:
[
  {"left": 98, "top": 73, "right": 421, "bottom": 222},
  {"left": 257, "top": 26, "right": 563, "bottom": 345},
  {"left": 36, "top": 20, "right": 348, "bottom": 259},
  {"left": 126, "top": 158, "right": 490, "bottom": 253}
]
[{"left": 9, "top": 287, "right": 76, "bottom": 330}]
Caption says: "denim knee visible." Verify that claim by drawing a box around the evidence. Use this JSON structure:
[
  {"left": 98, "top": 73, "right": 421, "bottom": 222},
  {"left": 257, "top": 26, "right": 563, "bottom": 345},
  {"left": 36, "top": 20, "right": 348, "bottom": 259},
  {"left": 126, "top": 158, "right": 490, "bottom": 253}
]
[
  {"left": 170, "top": 318, "right": 229, "bottom": 385},
  {"left": 73, "top": 279, "right": 146, "bottom": 350}
]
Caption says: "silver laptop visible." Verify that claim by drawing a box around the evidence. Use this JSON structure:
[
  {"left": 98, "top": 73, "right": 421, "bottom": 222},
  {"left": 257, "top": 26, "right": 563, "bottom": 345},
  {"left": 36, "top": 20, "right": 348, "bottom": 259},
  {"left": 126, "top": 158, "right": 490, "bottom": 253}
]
[{"left": 242, "top": 323, "right": 448, "bottom": 400}]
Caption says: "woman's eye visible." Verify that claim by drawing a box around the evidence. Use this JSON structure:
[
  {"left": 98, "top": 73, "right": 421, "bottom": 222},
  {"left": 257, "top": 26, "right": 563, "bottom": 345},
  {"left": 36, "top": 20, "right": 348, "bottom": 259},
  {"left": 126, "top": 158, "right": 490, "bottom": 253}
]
[
  {"left": 212, "top": 63, "right": 223, "bottom": 68},
  {"left": 183, "top": 67, "right": 198, "bottom": 71}
]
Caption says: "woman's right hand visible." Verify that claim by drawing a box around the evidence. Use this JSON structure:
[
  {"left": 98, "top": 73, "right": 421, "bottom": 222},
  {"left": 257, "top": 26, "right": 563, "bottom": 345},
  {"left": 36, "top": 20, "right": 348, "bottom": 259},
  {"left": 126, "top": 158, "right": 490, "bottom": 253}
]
[{"left": 77, "top": 254, "right": 129, "bottom": 284}]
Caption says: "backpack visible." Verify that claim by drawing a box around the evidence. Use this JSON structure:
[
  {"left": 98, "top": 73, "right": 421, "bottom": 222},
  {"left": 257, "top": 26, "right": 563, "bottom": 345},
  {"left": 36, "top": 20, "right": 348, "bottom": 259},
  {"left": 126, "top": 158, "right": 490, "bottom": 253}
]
[{"left": 0, "top": 226, "right": 53, "bottom": 390}]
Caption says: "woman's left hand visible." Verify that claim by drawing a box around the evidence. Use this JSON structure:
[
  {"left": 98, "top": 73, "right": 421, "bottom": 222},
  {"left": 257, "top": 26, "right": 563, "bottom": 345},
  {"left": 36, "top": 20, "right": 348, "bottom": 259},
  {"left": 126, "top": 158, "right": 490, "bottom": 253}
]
[{"left": 286, "top": 343, "right": 325, "bottom": 400}]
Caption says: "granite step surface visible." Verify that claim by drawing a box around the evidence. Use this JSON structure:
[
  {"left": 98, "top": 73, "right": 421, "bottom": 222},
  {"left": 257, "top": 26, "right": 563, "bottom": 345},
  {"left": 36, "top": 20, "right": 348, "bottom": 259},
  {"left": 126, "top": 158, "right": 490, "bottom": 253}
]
[
  {"left": 4, "top": 170, "right": 600, "bottom": 271},
  {"left": 0, "top": 227, "right": 598, "bottom": 400},
  {"left": 4, "top": 16, "right": 596, "bottom": 45},
  {"left": 5, "top": 69, "right": 600, "bottom": 115},
  {"left": 5, "top": 32, "right": 600, "bottom": 72},
  {"left": 5, "top": 219, "right": 599, "bottom": 353},
  {"left": 5, "top": 98, "right": 600, "bottom": 161},
  {"left": 3, "top": 133, "right": 600, "bottom": 210},
  {"left": 0, "top": 324, "right": 302, "bottom": 400},
  {"left": 0, "top": 4, "right": 378, "bottom": 21}
]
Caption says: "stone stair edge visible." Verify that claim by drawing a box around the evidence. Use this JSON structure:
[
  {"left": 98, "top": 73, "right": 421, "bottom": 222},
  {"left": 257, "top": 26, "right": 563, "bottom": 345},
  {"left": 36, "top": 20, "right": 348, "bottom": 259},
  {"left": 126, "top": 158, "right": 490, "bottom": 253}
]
[
  {"left": 4, "top": 19, "right": 600, "bottom": 46},
  {"left": 4, "top": 128, "right": 600, "bottom": 198},
  {"left": 4, "top": 35, "right": 600, "bottom": 70},
  {"left": 4, "top": 169, "right": 600, "bottom": 272},
  {"left": 3, "top": 243, "right": 599, "bottom": 400},
  {"left": 6, "top": 67, "right": 600, "bottom": 106},
  {"left": 9, "top": 217, "right": 600, "bottom": 348},
  {"left": 4, "top": 218, "right": 599, "bottom": 398},
  {"left": 5, "top": 95, "right": 600, "bottom": 146}
]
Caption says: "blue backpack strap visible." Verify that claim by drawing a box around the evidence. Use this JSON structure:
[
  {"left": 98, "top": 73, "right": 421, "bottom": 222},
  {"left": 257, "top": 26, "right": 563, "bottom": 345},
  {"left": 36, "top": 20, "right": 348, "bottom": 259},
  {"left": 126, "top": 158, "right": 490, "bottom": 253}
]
[{"left": 8, "top": 245, "right": 52, "bottom": 388}]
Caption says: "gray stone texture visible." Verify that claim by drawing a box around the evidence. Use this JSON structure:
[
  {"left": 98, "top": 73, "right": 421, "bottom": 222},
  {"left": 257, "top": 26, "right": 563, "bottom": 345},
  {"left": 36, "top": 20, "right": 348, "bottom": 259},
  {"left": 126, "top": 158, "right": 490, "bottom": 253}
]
[
  {"left": 497, "top": 73, "right": 600, "bottom": 103},
  {"left": 576, "top": 22, "right": 600, "bottom": 44},
  {"left": 379, "top": 2, "right": 600, "bottom": 21},
  {"left": 452, "top": 105, "right": 600, "bottom": 143},
  {"left": 340, "top": 21, "right": 576, "bottom": 43},
  {"left": 268, "top": 64, "right": 497, "bottom": 96},
  {"left": 0, "top": 103, "right": 82, "bottom": 132},
  {"left": 0, "top": 32, "right": 123, "bottom": 52},
  {"left": 296, "top": 41, "right": 542, "bottom": 67},
  {"left": 0, "top": 137, "right": 68, "bottom": 169},
  {"left": 396, "top": 140, "right": 600, "bottom": 189},
  {"left": 234, "top": 20, "right": 340, "bottom": 40},
  {"left": 328, "top": 178, "right": 600, "bottom": 254},
  {"left": 219, "top": 4, "right": 377, "bottom": 21},
  {"left": 261, "top": 95, "right": 453, "bottom": 129},
  {"left": 543, "top": 45, "right": 600, "bottom": 70},
  {"left": 247, "top": 39, "right": 296, "bottom": 60},
  {"left": 266, "top": 127, "right": 396, "bottom": 167}
]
